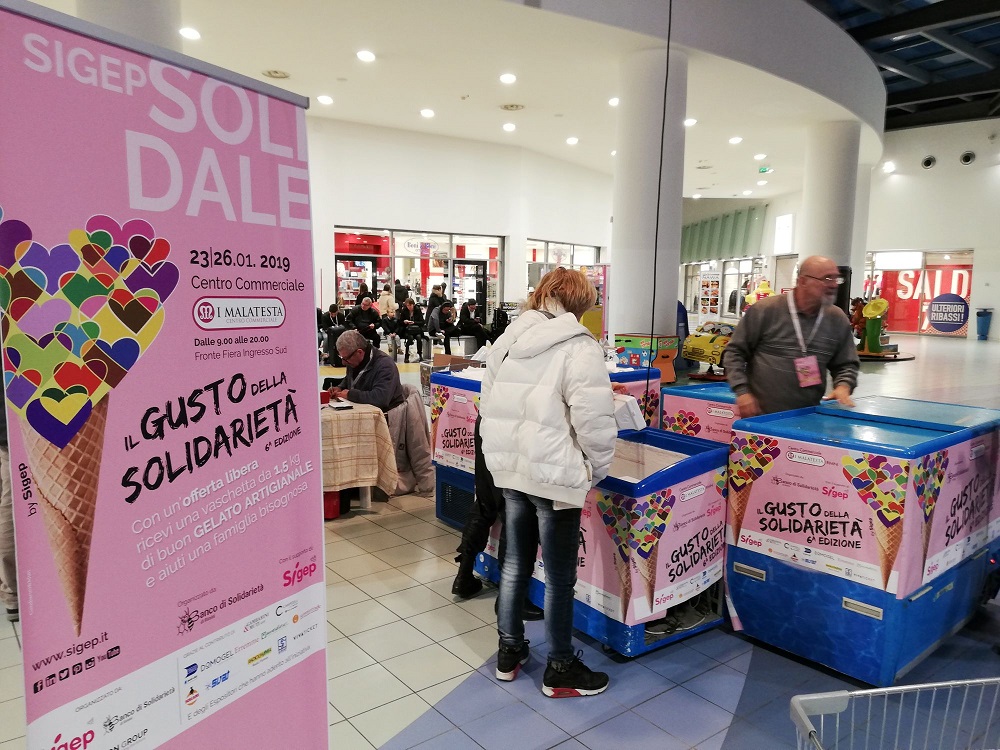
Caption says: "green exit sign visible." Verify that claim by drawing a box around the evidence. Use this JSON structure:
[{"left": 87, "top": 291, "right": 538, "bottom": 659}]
[{"left": 758, "top": 166, "right": 773, "bottom": 174}]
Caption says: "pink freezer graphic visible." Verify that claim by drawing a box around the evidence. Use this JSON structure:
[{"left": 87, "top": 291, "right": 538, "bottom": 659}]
[
  {"left": 661, "top": 392, "right": 736, "bottom": 443},
  {"left": 728, "top": 428, "right": 997, "bottom": 597},
  {"left": 431, "top": 383, "right": 478, "bottom": 471}
]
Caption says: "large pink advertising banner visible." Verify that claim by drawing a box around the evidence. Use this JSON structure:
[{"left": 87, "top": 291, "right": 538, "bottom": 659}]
[
  {"left": 727, "top": 429, "right": 997, "bottom": 598},
  {"left": 0, "top": 7, "right": 326, "bottom": 748}
]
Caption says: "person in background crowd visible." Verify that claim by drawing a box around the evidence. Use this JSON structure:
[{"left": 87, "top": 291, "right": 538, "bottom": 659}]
[
  {"left": 355, "top": 282, "right": 374, "bottom": 303},
  {"left": 428, "top": 299, "right": 461, "bottom": 355},
  {"left": 351, "top": 296, "right": 382, "bottom": 349},
  {"left": 328, "top": 330, "right": 405, "bottom": 412},
  {"left": 0, "top": 390, "right": 16, "bottom": 623},
  {"left": 378, "top": 284, "right": 399, "bottom": 335},
  {"left": 459, "top": 299, "right": 490, "bottom": 349},
  {"left": 396, "top": 298, "right": 427, "bottom": 363},
  {"left": 723, "top": 255, "right": 859, "bottom": 416},
  {"left": 321, "top": 304, "right": 348, "bottom": 366},
  {"left": 480, "top": 268, "right": 616, "bottom": 698},
  {"left": 394, "top": 278, "right": 410, "bottom": 305},
  {"left": 425, "top": 284, "right": 445, "bottom": 319}
]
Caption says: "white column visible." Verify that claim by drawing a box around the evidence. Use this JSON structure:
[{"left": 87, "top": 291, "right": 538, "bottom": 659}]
[
  {"left": 796, "top": 120, "right": 862, "bottom": 267},
  {"left": 849, "top": 164, "right": 875, "bottom": 297},
  {"left": 76, "top": 0, "right": 182, "bottom": 51},
  {"left": 608, "top": 48, "right": 687, "bottom": 338}
]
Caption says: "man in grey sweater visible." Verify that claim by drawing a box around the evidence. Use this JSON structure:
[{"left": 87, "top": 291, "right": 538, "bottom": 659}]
[{"left": 723, "top": 255, "right": 859, "bottom": 416}]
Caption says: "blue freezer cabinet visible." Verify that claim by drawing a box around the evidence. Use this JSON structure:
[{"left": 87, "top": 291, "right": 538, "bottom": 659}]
[
  {"left": 725, "top": 403, "right": 998, "bottom": 685},
  {"left": 475, "top": 428, "right": 729, "bottom": 656}
]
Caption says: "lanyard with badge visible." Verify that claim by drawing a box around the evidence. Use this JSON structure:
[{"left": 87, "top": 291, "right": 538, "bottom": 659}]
[{"left": 788, "top": 293, "right": 824, "bottom": 388}]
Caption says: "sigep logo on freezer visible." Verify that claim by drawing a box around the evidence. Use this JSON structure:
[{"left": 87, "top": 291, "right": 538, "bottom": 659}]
[
  {"left": 282, "top": 561, "right": 317, "bottom": 588},
  {"left": 45, "top": 730, "right": 95, "bottom": 750}
]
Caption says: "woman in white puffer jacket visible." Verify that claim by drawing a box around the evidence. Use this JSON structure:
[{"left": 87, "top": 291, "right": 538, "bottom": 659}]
[{"left": 480, "top": 268, "right": 617, "bottom": 698}]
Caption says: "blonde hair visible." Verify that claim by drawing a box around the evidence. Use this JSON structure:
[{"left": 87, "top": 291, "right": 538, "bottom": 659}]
[{"left": 527, "top": 268, "right": 597, "bottom": 319}]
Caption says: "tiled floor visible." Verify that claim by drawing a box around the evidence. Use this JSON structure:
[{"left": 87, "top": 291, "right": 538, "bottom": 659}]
[{"left": 2, "top": 334, "right": 1000, "bottom": 749}]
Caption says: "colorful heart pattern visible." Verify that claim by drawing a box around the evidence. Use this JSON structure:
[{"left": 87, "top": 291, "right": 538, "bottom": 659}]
[
  {"left": 666, "top": 409, "right": 702, "bottom": 436},
  {"left": 727, "top": 434, "right": 781, "bottom": 492},
  {"left": 840, "top": 453, "right": 910, "bottom": 527},
  {"left": 912, "top": 450, "right": 949, "bottom": 520},
  {"left": 637, "top": 389, "right": 660, "bottom": 425},
  {"left": 430, "top": 385, "right": 449, "bottom": 425},
  {"left": 714, "top": 471, "right": 727, "bottom": 498},
  {"left": 596, "top": 489, "right": 675, "bottom": 563},
  {"left": 0, "top": 207, "right": 178, "bottom": 447}
]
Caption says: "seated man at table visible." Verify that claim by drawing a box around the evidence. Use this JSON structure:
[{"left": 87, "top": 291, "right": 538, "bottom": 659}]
[{"left": 328, "top": 330, "right": 405, "bottom": 412}]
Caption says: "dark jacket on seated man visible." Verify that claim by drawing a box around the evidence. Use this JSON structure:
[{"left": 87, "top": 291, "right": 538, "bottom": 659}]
[
  {"left": 335, "top": 330, "right": 405, "bottom": 412},
  {"left": 351, "top": 304, "right": 381, "bottom": 331}
]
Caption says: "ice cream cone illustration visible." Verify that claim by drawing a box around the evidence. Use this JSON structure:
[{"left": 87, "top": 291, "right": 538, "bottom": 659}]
[
  {"left": 596, "top": 492, "right": 633, "bottom": 619},
  {"left": 727, "top": 434, "right": 781, "bottom": 543},
  {"left": 0, "top": 208, "right": 177, "bottom": 634},
  {"left": 430, "top": 385, "right": 449, "bottom": 450},
  {"left": 627, "top": 490, "right": 675, "bottom": 611},
  {"left": 912, "top": 451, "right": 949, "bottom": 570},
  {"left": 841, "top": 453, "right": 910, "bottom": 589}
]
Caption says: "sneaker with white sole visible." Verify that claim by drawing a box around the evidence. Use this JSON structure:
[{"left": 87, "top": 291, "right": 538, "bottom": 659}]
[
  {"left": 542, "top": 652, "right": 609, "bottom": 698},
  {"left": 495, "top": 640, "right": 530, "bottom": 681}
]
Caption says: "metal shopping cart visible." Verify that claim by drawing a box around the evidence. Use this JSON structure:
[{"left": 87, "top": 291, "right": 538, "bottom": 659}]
[{"left": 791, "top": 677, "right": 1000, "bottom": 749}]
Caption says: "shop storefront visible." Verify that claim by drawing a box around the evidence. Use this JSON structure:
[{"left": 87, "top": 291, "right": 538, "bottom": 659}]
[
  {"left": 333, "top": 228, "right": 503, "bottom": 317},
  {"left": 682, "top": 257, "right": 766, "bottom": 325},
  {"left": 526, "top": 239, "right": 607, "bottom": 336},
  {"left": 862, "top": 250, "right": 974, "bottom": 337}
]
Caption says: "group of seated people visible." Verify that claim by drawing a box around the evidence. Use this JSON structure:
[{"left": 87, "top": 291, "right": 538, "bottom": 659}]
[{"left": 319, "top": 282, "right": 492, "bottom": 365}]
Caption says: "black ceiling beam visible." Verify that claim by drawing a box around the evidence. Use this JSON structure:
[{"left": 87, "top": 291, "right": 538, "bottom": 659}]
[
  {"left": 886, "top": 67, "right": 1000, "bottom": 105},
  {"left": 849, "top": 0, "right": 1000, "bottom": 44},
  {"left": 885, "top": 98, "right": 995, "bottom": 129}
]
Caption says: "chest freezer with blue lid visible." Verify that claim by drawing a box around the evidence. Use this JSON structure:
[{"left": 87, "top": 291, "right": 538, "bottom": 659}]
[
  {"left": 476, "top": 428, "right": 729, "bottom": 656},
  {"left": 660, "top": 382, "right": 737, "bottom": 443},
  {"left": 725, "top": 403, "right": 999, "bottom": 686}
]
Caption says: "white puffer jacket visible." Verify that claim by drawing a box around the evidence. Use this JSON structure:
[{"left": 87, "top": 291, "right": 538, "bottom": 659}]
[{"left": 480, "top": 305, "right": 616, "bottom": 510}]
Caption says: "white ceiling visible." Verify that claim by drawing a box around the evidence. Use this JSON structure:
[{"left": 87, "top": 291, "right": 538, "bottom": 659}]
[{"left": 33, "top": 0, "right": 880, "bottom": 202}]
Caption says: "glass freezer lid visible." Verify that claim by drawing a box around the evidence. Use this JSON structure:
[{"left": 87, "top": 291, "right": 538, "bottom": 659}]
[
  {"left": 607, "top": 438, "right": 688, "bottom": 483},
  {"left": 820, "top": 396, "right": 1000, "bottom": 430},
  {"left": 744, "top": 412, "right": 952, "bottom": 451}
]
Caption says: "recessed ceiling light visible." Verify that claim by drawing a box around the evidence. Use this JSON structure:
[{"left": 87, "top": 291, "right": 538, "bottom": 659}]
[
  {"left": 262, "top": 70, "right": 290, "bottom": 79},
  {"left": 729, "top": 136, "right": 743, "bottom": 145},
  {"left": 317, "top": 95, "right": 333, "bottom": 105},
  {"left": 356, "top": 50, "right": 376, "bottom": 62},
  {"left": 944, "top": 254, "right": 951, "bottom": 260},
  {"left": 756, "top": 180, "right": 767, "bottom": 186},
  {"left": 420, "top": 109, "right": 435, "bottom": 118},
  {"left": 692, "top": 194, "right": 702, "bottom": 200},
  {"left": 610, "top": 150, "right": 617, "bottom": 156},
  {"left": 753, "top": 153, "right": 767, "bottom": 161},
  {"left": 684, "top": 118, "right": 697, "bottom": 127},
  {"left": 743, "top": 190, "right": 753, "bottom": 195},
  {"left": 608, "top": 97, "right": 620, "bottom": 107},
  {"left": 500, "top": 73, "right": 517, "bottom": 84},
  {"left": 882, "top": 161, "right": 896, "bottom": 174},
  {"left": 566, "top": 137, "right": 579, "bottom": 145},
  {"left": 503, "top": 122, "right": 516, "bottom": 132},
  {"left": 179, "top": 27, "right": 200, "bottom": 40}
]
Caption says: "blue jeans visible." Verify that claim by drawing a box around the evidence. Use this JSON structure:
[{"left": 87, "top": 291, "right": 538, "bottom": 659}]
[{"left": 498, "top": 489, "right": 581, "bottom": 666}]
